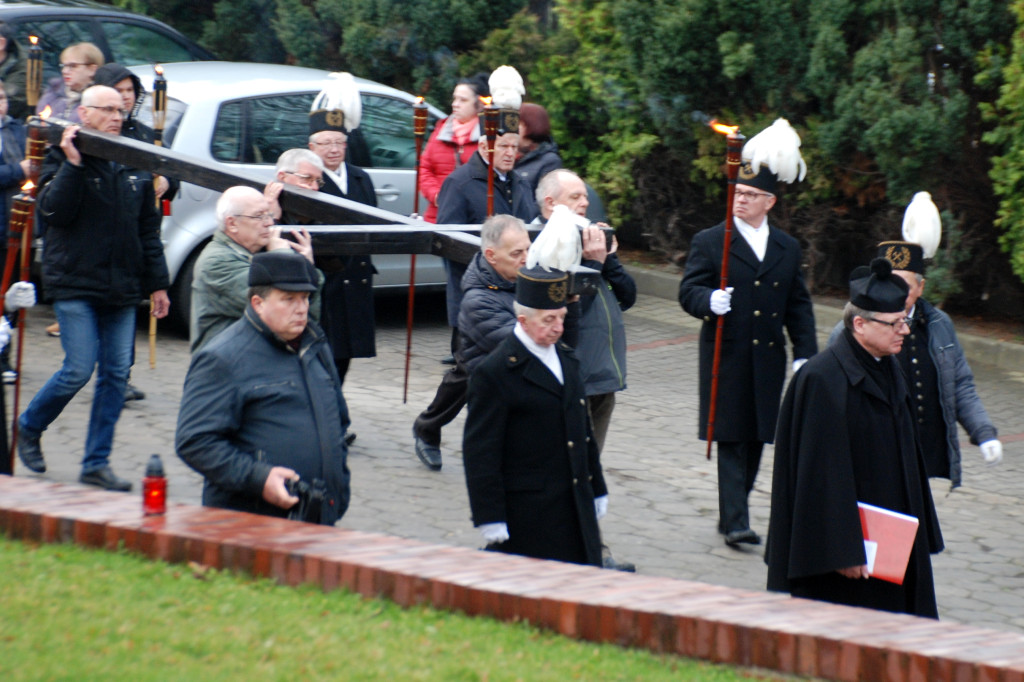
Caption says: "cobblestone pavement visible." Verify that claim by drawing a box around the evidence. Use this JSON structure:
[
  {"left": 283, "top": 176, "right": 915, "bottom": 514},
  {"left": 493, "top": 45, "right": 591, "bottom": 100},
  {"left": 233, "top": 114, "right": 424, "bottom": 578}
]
[{"left": 8, "top": 290, "right": 1024, "bottom": 633}]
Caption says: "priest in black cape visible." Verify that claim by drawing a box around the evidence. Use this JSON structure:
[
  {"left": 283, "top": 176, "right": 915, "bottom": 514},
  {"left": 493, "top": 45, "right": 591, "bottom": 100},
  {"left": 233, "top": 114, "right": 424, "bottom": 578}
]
[{"left": 765, "top": 257, "right": 944, "bottom": 618}]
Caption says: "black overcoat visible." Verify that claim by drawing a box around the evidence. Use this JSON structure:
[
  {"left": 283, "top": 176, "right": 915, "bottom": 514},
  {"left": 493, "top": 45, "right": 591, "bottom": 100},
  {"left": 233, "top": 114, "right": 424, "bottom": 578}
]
[
  {"left": 678, "top": 221, "right": 817, "bottom": 442},
  {"left": 318, "top": 164, "right": 378, "bottom": 359},
  {"left": 463, "top": 333, "right": 607, "bottom": 567},
  {"left": 765, "top": 330, "right": 944, "bottom": 618}
]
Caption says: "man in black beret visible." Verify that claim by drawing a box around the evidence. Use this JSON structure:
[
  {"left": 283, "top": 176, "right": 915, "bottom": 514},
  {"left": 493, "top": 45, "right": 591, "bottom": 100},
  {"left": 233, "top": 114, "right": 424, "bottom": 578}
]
[
  {"left": 766, "top": 258, "right": 944, "bottom": 617},
  {"left": 461, "top": 266, "right": 607, "bottom": 566},
  {"left": 176, "top": 251, "right": 351, "bottom": 525}
]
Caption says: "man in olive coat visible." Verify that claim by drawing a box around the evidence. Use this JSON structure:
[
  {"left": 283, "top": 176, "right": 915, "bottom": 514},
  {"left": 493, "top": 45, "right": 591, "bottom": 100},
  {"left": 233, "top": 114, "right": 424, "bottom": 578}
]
[
  {"left": 463, "top": 266, "right": 607, "bottom": 566},
  {"left": 678, "top": 162, "right": 817, "bottom": 547}
]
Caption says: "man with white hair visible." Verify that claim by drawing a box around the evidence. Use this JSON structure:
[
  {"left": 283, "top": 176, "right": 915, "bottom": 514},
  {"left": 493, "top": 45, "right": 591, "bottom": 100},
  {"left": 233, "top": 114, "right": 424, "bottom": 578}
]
[
  {"left": 189, "top": 184, "right": 315, "bottom": 353},
  {"left": 17, "top": 85, "right": 169, "bottom": 490}
]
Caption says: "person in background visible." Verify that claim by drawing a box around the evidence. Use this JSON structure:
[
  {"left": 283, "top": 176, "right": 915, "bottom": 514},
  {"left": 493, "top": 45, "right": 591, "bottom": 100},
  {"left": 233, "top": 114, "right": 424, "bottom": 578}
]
[
  {"left": 0, "top": 21, "right": 29, "bottom": 119},
  {"left": 36, "top": 42, "right": 102, "bottom": 122},
  {"left": 514, "top": 103, "right": 562, "bottom": 194}
]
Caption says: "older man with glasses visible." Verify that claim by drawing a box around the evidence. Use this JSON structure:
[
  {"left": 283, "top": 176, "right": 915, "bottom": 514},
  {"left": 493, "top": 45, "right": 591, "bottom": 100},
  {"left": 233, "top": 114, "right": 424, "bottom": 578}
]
[
  {"left": 189, "top": 184, "right": 318, "bottom": 353},
  {"left": 679, "top": 149, "right": 817, "bottom": 548},
  {"left": 16, "top": 85, "right": 170, "bottom": 491}
]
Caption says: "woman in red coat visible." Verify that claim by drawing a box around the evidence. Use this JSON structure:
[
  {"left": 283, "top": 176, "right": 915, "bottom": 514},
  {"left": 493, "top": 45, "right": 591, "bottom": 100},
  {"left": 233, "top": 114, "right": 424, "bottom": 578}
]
[{"left": 419, "top": 74, "right": 489, "bottom": 223}]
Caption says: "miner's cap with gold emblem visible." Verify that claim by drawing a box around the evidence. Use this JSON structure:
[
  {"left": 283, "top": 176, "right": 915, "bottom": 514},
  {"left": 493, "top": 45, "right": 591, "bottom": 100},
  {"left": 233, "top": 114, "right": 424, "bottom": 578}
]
[
  {"left": 737, "top": 118, "right": 808, "bottom": 196},
  {"left": 310, "top": 72, "right": 362, "bottom": 136},
  {"left": 737, "top": 161, "right": 779, "bottom": 195},
  {"left": 480, "top": 64, "right": 524, "bottom": 137},
  {"left": 516, "top": 265, "right": 568, "bottom": 310},
  {"left": 877, "top": 240, "right": 924, "bottom": 275}
]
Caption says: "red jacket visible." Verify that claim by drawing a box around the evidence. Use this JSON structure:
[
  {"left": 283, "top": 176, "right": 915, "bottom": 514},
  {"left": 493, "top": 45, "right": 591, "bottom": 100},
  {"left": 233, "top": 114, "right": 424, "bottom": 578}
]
[{"left": 419, "top": 116, "right": 480, "bottom": 222}]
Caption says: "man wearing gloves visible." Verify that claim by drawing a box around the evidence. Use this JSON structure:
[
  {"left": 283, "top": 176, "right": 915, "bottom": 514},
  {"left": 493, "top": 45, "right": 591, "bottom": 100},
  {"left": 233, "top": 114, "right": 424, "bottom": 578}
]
[
  {"left": 463, "top": 266, "right": 606, "bottom": 567},
  {"left": 679, "top": 121, "right": 817, "bottom": 547}
]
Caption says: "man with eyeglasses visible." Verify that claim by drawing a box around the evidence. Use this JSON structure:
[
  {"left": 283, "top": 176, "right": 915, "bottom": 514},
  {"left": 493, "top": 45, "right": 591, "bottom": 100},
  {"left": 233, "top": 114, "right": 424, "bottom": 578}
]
[
  {"left": 767, "top": 257, "right": 944, "bottom": 618},
  {"left": 189, "top": 185, "right": 318, "bottom": 353},
  {"left": 36, "top": 42, "right": 103, "bottom": 122},
  {"left": 679, "top": 158, "right": 817, "bottom": 548},
  {"left": 16, "top": 85, "right": 170, "bottom": 492}
]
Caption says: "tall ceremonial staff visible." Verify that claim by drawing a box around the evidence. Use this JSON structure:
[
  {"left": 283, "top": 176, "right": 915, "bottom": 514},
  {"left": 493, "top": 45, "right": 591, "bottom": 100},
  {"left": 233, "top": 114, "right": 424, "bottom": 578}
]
[
  {"left": 482, "top": 97, "right": 498, "bottom": 217},
  {"left": 149, "top": 64, "right": 167, "bottom": 369},
  {"left": 705, "top": 121, "right": 743, "bottom": 460},
  {"left": 402, "top": 96, "right": 429, "bottom": 403}
]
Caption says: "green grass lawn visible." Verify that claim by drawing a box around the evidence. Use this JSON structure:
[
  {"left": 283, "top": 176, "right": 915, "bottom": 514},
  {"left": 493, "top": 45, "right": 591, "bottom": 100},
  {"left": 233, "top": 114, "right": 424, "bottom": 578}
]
[{"left": 0, "top": 537, "right": 799, "bottom": 681}]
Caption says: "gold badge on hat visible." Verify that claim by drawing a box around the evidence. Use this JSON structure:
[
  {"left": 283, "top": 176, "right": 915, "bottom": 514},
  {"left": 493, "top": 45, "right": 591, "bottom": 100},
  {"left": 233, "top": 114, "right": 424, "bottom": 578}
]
[
  {"left": 885, "top": 245, "right": 911, "bottom": 270},
  {"left": 738, "top": 161, "right": 757, "bottom": 181},
  {"left": 325, "top": 110, "right": 345, "bottom": 128},
  {"left": 548, "top": 281, "right": 567, "bottom": 303}
]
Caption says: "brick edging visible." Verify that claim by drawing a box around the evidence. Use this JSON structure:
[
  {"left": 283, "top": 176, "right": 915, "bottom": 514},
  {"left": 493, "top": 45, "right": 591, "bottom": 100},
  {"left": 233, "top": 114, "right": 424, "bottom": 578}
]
[{"left": 3, "top": 477, "right": 1024, "bottom": 681}]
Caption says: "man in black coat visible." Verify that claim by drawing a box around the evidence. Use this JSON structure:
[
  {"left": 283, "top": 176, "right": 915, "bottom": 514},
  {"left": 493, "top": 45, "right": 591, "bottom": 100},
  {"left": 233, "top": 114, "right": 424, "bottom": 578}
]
[
  {"left": 766, "top": 258, "right": 943, "bottom": 618},
  {"left": 463, "top": 266, "right": 606, "bottom": 566},
  {"left": 679, "top": 163, "right": 817, "bottom": 547}
]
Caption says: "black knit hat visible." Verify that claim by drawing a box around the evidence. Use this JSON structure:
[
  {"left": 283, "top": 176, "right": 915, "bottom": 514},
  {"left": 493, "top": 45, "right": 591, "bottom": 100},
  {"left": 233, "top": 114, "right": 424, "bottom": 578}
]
[
  {"left": 249, "top": 251, "right": 317, "bottom": 292},
  {"left": 877, "top": 241, "right": 925, "bottom": 275},
  {"left": 849, "top": 258, "right": 909, "bottom": 313},
  {"left": 516, "top": 266, "right": 568, "bottom": 309}
]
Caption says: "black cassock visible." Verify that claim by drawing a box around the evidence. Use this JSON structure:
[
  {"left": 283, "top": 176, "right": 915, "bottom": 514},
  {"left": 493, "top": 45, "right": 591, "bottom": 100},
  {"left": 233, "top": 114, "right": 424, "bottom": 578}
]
[
  {"left": 463, "top": 333, "right": 606, "bottom": 567},
  {"left": 766, "top": 329, "right": 944, "bottom": 618}
]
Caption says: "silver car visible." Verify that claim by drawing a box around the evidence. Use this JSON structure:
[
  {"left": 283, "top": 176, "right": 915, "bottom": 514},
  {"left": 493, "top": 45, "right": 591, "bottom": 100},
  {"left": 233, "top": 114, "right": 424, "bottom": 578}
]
[{"left": 126, "top": 61, "right": 447, "bottom": 328}]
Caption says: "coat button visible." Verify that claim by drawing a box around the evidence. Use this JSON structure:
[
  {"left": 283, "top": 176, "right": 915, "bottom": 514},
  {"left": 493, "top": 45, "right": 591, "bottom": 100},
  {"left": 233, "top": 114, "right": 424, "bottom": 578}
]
[
  {"left": 344, "top": 279, "right": 350, "bottom": 284},
  {"left": 361, "top": 279, "right": 368, "bottom": 284},
  {"left": 918, "top": 406, "right": 924, "bottom": 412},
  {"left": 917, "top": 394, "right": 923, "bottom": 400},
  {"left": 911, "top": 358, "right": 917, "bottom": 364},
  {"left": 753, "top": 310, "right": 761, "bottom": 316},
  {"left": 567, "top": 441, "right": 574, "bottom": 448},
  {"left": 573, "top": 478, "right": 578, "bottom": 485},
  {"left": 754, "top": 281, "right": 761, "bottom": 287},
  {"left": 752, "top": 339, "right": 759, "bottom": 345},
  {"left": 579, "top": 399, "right": 585, "bottom": 406},
  {"left": 704, "top": 316, "right": 711, "bottom": 322},
  {"left": 360, "top": 261, "right": 367, "bottom": 266},
  {"left": 772, "top": 312, "right": 778, "bottom": 318},
  {"left": 773, "top": 281, "right": 779, "bottom": 287},
  {"left": 769, "top": 341, "right": 774, "bottom": 347}
]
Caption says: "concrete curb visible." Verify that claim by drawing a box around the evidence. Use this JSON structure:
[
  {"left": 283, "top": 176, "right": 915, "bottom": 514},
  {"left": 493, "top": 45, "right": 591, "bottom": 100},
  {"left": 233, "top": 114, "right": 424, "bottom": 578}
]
[{"left": 625, "top": 265, "right": 1024, "bottom": 374}]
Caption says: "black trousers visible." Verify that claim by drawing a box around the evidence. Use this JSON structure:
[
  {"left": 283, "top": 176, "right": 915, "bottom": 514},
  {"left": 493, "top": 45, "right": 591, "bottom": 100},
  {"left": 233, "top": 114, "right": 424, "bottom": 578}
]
[
  {"left": 716, "top": 440, "right": 764, "bottom": 534},
  {"left": 412, "top": 360, "right": 467, "bottom": 447}
]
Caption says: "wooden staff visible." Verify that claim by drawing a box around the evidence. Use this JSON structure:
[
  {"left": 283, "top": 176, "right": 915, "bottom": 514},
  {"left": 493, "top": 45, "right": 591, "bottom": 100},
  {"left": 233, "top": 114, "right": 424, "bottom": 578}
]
[
  {"left": 402, "top": 97, "right": 429, "bottom": 404},
  {"left": 482, "top": 98, "right": 498, "bottom": 217},
  {"left": 149, "top": 65, "right": 167, "bottom": 369},
  {"left": 8, "top": 185, "right": 35, "bottom": 471},
  {"left": 705, "top": 126, "right": 745, "bottom": 460}
]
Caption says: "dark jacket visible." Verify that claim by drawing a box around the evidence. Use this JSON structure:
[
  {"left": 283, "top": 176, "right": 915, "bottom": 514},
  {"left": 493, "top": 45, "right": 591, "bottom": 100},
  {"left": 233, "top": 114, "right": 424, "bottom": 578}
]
[
  {"left": 766, "top": 330, "right": 943, "bottom": 617},
  {"left": 0, "top": 45, "right": 29, "bottom": 120},
  {"left": 0, "top": 116, "right": 26, "bottom": 235},
  {"left": 176, "top": 306, "right": 351, "bottom": 525},
  {"left": 37, "top": 146, "right": 169, "bottom": 305},
  {"left": 577, "top": 253, "right": 636, "bottom": 396},
  {"left": 463, "top": 332, "right": 607, "bottom": 566},
  {"left": 318, "top": 164, "right": 378, "bottom": 359},
  {"left": 457, "top": 251, "right": 517, "bottom": 372},
  {"left": 513, "top": 140, "right": 562, "bottom": 194},
  {"left": 678, "top": 221, "right": 817, "bottom": 442}
]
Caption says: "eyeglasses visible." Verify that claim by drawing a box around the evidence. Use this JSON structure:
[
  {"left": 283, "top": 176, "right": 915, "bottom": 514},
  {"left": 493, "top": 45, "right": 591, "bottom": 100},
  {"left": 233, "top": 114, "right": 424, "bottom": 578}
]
[
  {"left": 282, "top": 170, "right": 325, "bottom": 187},
  {"left": 60, "top": 62, "right": 92, "bottom": 70},
  {"left": 311, "top": 140, "right": 347, "bottom": 149},
  {"left": 233, "top": 212, "right": 276, "bottom": 222},
  {"left": 85, "top": 105, "right": 128, "bottom": 118},
  {"left": 734, "top": 190, "right": 773, "bottom": 200},
  {"left": 865, "top": 316, "right": 910, "bottom": 331}
]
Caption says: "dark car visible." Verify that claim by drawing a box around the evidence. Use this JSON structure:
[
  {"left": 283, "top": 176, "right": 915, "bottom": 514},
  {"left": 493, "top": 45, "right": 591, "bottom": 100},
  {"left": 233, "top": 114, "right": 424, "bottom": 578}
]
[{"left": 0, "top": 0, "right": 215, "bottom": 82}]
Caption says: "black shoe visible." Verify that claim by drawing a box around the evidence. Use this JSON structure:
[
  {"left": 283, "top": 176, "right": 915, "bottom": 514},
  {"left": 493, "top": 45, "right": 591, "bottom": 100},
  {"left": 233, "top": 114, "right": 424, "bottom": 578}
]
[
  {"left": 124, "top": 383, "right": 146, "bottom": 401},
  {"left": 724, "top": 529, "right": 761, "bottom": 547},
  {"left": 16, "top": 430, "right": 46, "bottom": 473},
  {"left": 344, "top": 431, "right": 357, "bottom": 446},
  {"left": 440, "top": 354, "right": 456, "bottom": 365},
  {"left": 602, "top": 555, "right": 637, "bottom": 572},
  {"left": 413, "top": 431, "right": 442, "bottom": 470},
  {"left": 80, "top": 466, "right": 133, "bottom": 492}
]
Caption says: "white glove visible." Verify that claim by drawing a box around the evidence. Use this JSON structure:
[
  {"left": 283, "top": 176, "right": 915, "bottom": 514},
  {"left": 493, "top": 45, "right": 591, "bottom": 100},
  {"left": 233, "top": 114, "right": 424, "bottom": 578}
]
[
  {"left": 4, "top": 282, "right": 36, "bottom": 311},
  {"left": 0, "top": 316, "right": 9, "bottom": 351},
  {"left": 980, "top": 439, "right": 1003, "bottom": 465},
  {"left": 792, "top": 358, "right": 808, "bottom": 373},
  {"left": 478, "top": 522, "right": 509, "bottom": 545},
  {"left": 594, "top": 495, "right": 608, "bottom": 520},
  {"left": 709, "top": 287, "right": 733, "bottom": 315}
]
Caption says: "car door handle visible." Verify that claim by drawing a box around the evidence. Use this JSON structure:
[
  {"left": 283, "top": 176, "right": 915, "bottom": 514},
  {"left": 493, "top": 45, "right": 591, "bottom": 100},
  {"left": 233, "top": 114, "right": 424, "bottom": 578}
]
[{"left": 375, "top": 188, "right": 401, "bottom": 198}]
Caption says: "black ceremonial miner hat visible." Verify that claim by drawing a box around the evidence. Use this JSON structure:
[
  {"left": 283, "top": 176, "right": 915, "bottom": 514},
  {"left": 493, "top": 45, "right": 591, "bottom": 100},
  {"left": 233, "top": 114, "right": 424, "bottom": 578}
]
[
  {"left": 516, "top": 266, "right": 568, "bottom": 310},
  {"left": 877, "top": 240, "right": 925, "bottom": 275},
  {"left": 849, "top": 257, "right": 909, "bottom": 313},
  {"left": 249, "top": 251, "right": 318, "bottom": 292}
]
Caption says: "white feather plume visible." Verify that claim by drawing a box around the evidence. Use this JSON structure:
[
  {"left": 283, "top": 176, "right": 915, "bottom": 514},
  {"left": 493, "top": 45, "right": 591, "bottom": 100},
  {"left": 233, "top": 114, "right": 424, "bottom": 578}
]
[
  {"left": 527, "top": 205, "right": 583, "bottom": 271},
  {"left": 742, "top": 118, "right": 807, "bottom": 184},
  {"left": 902, "top": 191, "right": 942, "bottom": 259},
  {"left": 311, "top": 72, "right": 362, "bottom": 131},
  {"left": 488, "top": 65, "right": 525, "bottom": 110}
]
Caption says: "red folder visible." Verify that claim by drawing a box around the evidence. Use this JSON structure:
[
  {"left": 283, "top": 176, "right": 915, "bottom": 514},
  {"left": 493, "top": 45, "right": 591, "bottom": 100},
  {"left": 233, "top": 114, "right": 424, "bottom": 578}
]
[{"left": 857, "top": 502, "right": 919, "bottom": 585}]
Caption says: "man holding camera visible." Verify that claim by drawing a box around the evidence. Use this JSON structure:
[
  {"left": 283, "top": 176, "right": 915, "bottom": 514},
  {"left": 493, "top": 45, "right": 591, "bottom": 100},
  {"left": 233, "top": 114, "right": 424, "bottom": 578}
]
[{"left": 176, "top": 250, "right": 351, "bottom": 525}]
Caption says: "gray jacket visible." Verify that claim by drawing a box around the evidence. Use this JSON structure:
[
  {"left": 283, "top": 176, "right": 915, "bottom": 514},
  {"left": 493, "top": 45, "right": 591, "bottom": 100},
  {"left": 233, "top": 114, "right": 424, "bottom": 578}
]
[
  {"left": 577, "top": 254, "right": 636, "bottom": 396},
  {"left": 827, "top": 298, "right": 997, "bottom": 487}
]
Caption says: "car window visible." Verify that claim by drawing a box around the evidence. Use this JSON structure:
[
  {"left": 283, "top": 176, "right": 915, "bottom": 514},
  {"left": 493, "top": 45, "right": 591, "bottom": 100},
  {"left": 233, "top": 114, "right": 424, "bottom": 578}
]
[
  {"left": 102, "top": 21, "right": 195, "bottom": 65},
  {"left": 12, "top": 19, "right": 97, "bottom": 82},
  {"left": 361, "top": 94, "right": 424, "bottom": 169},
  {"left": 211, "top": 92, "right": 316, "bottom": 164}
]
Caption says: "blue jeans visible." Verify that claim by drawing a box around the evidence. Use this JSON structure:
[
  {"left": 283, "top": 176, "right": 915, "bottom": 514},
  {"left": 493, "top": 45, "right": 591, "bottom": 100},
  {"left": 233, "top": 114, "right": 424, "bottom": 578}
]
[{"left": 19, "top": 300, "right": 136, "bottom": 474}]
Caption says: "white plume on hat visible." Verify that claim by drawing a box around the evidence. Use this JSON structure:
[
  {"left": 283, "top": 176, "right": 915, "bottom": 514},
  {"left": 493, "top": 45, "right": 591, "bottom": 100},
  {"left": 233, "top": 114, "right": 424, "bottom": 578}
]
[
  {"left": 742, "top": 118, "right": 807, "bottom": 184},
  {"left": 488, "top": 65, "right": 525, "bottom": 110},
  {"left": 902, "top": 191, "right": 942, "bottom": 259},
  {"left": 527, "top": 204, "right": 583, "bottom": 271},
  {"left": 311, "top": 72, "right": 362, "bottom": 131}
]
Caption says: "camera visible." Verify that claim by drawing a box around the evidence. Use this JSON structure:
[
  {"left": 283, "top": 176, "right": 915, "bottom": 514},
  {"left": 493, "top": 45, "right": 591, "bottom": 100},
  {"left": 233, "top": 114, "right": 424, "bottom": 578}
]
[
  {"left": 285, "top": 477, "right": 330, "bottom": 524},
  {"left": 567, "top": 263, "right": 602, "bottom": 297}
]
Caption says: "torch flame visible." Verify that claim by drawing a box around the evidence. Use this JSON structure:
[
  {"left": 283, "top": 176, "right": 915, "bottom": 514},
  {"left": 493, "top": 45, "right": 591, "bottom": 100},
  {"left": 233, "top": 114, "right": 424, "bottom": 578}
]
[
  {"left": 39, "top": 106, "right": 51, "bottom": 119},
  {"left": 21, "top": 180, "right": 35, "bottom": 192},
  {"left": 480, "top": 96, "right": 493, "bottom": 107},
  {"left": 414, "top": 96, "right": 424, "bottom": 105},
  {"left": 709, "top": 119, "right": 739, "bottom": 136},
  {"left": 29, "top": 35, "right": 38, "bottom": 46},
  {"left": 155, "top": 64, "right": 164, "bottom": 76}
]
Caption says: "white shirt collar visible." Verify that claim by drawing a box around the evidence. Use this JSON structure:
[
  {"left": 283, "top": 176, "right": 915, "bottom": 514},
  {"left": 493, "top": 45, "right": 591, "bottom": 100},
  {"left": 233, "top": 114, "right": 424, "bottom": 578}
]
[
  {"left": 325, "top": 164, "right": 348, "bottom": 195},
  {"left": 513, "top": 322, "right": 563, "bottom": 384},
  {"left": 734, "top": 216, "right": 769, "bottom": 261}
]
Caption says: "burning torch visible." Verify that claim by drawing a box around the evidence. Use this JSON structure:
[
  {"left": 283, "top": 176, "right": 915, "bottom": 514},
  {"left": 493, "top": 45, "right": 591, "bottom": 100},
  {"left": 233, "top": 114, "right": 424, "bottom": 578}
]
[
  {"left": 26, "top": 36, "right": 42, "bottom": 111},
  {"left": 482, "top": 96, "right": 498, "bottom": 217},
  {"left": 149, "top": 64, "right": 167, "bottom": 369},
  {"left": 402, "top": 95, "right": 429, "bottom": 403},
  {"left": 7, "top": 181, "right": 36, "bottom": 472}
]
